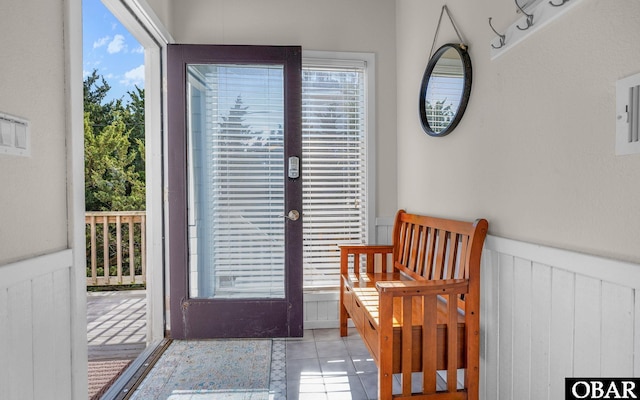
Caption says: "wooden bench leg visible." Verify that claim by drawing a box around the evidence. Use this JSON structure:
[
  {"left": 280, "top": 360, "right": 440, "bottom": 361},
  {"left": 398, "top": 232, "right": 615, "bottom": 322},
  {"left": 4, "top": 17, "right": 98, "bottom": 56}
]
[
  {"left": 339, "top": 300, "right": 348, "bottom": 337},
  {"left": 339, "top": 249, "right": 348, "bottom": 337},
  {"left": 378, "top": 366, "right": 393, "bottom": 400},
  {"left": 378, "top": 291, "right": 394, "bottom": 400}
]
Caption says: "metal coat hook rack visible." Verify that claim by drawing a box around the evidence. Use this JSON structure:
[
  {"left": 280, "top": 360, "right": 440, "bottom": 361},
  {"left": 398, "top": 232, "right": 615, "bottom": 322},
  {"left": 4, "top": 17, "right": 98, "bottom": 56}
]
[
  {"left": 515, "top": 0, "right": 534, "bottom": 30},
  {"left": 489, "top": 0, "right": 581, "bottom": 60},
  {"left": 488, "top": 18, "right": 506, "bottom": 49}
]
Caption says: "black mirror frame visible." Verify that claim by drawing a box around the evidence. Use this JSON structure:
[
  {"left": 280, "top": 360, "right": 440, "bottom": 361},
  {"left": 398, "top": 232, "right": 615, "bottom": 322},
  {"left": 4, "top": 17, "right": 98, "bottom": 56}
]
[{"left": 419, "top": 43, "right": 472, "bottom": 137}]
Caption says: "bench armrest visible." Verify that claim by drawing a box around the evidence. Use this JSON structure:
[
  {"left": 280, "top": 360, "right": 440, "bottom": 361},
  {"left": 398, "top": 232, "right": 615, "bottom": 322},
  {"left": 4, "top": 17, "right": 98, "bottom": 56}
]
[
  {"left": 376, "top": 278, "right": 468, "bottom": 297},
  {"left": 340, "top": 245, "right": 394, "bottom": 275},
  {"left": 339, "top": 244, "right": 394, "bottom": 253}
]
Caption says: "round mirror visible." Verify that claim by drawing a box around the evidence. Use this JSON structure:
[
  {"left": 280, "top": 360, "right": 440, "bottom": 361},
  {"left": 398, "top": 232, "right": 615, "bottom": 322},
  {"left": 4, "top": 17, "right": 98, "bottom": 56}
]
[{"left": 419, "top": 43, "right": 472, "bottom": 137}]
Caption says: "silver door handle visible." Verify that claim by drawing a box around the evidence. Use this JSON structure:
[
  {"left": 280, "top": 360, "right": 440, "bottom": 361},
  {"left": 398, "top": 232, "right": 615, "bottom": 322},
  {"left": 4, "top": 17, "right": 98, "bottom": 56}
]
[{"left": 280, "top": 210, "right": 300, "bottom": 221}]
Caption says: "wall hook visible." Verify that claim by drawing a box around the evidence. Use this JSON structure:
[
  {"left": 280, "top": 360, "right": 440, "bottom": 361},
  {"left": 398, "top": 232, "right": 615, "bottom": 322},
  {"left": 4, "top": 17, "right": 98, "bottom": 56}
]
[
  {"left": 549, "top": 0, "right": 569, "bottom": 6},
  {"left": 489, "top": 17, "right": 506, "bottom": 49},
  {"left": 515, "top": 0, "right": 534, "bottom": 30}
]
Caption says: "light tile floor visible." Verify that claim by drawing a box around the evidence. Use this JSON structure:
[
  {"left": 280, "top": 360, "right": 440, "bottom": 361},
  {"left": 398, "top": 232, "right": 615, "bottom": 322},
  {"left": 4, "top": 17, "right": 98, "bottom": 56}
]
[{"left": 285, "top": 328, "right": 380, "bottom": 400}]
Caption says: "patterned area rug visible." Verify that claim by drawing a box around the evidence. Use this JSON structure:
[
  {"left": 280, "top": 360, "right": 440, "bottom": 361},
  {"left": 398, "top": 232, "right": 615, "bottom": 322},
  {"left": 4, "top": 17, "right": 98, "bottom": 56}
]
[
  {"left": 88, "top": 359, "right": 132, "bottom": 399},
  {"left": 130, "top": 339, "right": 286, "bottom": 400}
]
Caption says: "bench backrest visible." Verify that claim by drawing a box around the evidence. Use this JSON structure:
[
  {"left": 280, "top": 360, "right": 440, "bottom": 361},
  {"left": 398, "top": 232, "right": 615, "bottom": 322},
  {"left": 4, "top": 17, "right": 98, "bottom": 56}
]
[{"left": 392, "top": 210, "right": 488, "bottom": 282}]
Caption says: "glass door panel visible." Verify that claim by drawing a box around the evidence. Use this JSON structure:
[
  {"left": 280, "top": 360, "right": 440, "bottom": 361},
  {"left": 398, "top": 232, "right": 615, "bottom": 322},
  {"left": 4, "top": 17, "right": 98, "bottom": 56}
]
[{"left": 187, "top": 64, "right": 285, "bottom": 299}]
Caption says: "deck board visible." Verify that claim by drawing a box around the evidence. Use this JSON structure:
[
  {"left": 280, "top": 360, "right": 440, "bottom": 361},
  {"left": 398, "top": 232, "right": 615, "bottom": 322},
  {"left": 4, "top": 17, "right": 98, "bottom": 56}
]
[{"left": 87, "top": 290, "right": 147, "bottom": 361}]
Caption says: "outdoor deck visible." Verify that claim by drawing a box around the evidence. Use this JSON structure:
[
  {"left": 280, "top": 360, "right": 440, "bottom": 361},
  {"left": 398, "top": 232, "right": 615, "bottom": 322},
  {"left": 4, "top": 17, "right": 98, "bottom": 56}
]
[{"left": 87, "top": 290, "right": 147, "bottom": 361}]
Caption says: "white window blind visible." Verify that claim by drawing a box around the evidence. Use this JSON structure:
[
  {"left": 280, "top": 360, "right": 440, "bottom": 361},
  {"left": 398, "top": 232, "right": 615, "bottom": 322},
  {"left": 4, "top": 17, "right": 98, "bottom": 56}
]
[
  {"left": 302, "top": 59, "right": 368, "bottom": 288},
  {"left": 186, "top": 55, "right": 372, "bottom": 293}
]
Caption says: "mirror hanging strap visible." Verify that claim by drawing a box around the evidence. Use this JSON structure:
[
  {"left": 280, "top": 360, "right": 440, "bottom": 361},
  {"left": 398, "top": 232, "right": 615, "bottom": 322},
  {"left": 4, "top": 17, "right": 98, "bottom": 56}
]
[{"left": 429, "top": 5, "right": 468, "bottom": 58}]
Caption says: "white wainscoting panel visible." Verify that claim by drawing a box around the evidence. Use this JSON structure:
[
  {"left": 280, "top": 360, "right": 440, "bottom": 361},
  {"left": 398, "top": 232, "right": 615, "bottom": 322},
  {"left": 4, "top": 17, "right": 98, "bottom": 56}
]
[
  {"left": 481, "top": 236, "right": 640, "bottom": 400},
  {"left": 304, "top": 291, "right": 339, "bottom": 329},
  {"left": 375, "top": 216, "right": 394, "bottom": 245},
  {"left": 0, "top": 250, "right": 74, "bottom": 400}
]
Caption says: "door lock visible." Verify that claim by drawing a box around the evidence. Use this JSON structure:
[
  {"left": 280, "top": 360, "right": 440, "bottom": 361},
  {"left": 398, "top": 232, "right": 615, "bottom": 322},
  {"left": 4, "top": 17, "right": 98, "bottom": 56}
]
[{"left": 288, "top": 156, "right": 300, "bottom": 179}]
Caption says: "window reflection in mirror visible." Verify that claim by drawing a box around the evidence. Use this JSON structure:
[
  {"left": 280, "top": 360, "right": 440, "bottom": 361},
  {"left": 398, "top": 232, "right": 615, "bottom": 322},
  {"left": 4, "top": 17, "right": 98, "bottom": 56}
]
[
  {"left": 419, "top": 43, "right": 472, "bottom": 137},
  {"left": 424, "top": 48, "right": 464, "bottom": 134}
]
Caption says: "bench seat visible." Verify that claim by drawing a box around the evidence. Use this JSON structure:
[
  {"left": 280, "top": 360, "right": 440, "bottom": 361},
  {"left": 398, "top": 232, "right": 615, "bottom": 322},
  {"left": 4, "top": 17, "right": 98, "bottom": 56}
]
[{"left": 343, "top": 271, "right": 466, "bottom": 372}]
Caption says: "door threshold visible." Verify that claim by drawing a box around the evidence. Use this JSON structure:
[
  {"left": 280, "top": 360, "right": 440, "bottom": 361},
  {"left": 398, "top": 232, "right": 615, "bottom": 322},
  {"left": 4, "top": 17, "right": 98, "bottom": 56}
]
[{"left": 100, "top": 338, "right": 172, "bottom": 400}]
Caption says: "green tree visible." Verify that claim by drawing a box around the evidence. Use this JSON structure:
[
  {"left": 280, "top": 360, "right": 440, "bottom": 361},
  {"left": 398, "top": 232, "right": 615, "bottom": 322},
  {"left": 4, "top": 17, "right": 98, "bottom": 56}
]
[
  {"left": 121, "top": 86, "right": 146, "bottom": 181},
  {"left": 84, "top": 70, "right": 145, "bottom": 211},
  {"left": 84, "top": 70, "right": 121, "bottom": 129},
  {"left": 84, "top": 112, "right": 145, "bottom": 211}
]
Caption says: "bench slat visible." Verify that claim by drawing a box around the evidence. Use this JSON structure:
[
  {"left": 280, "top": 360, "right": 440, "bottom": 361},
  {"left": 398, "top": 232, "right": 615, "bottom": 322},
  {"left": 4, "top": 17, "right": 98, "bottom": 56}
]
[
  {"left": 425, "top": 227, "right": 436, "bottom": 279},
  {"left": 416, "top": 226, "right": 427, "bottom": 277},
  {"left": 423, "top": 295, "right": 437, "bottom": 394},
  {"left": 460, "top": 234, "right": 469, "bottom": 278},
  {"left": 402, "top": 295, "right": 413, "bottom": 396},
  {"left": 434, "top": 229, "right": 447, "bottom": 279},
  {"left": 445, "top": 233, "right": 458, "bottom": 280},
  {"left": 447, "top": 293, "right": 458, "bottom": 392}
]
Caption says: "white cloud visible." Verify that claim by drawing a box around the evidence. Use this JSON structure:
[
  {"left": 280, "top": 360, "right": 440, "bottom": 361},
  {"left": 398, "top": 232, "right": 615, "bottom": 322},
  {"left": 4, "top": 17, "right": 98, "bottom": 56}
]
[
  {"left": 93, "top": 36, "right": 110, "bottom": 49},
  {"left": 120, "top": 65, "right": 145, "bottom": 87},
  {"left": 85, "top": 60, "right": 101, "bottom": 68},
  {"left": 132, "top": 45, "right": 144, "bottom": 54},
  {"left": 107, "top": 35, "right": 126, "bottom": 54}
]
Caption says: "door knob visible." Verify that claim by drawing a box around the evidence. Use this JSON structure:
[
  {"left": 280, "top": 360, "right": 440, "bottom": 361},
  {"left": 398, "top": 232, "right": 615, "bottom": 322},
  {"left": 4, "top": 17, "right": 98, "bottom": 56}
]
[{"left": 283, "top": 210, "right": 300, "bottom": 221}]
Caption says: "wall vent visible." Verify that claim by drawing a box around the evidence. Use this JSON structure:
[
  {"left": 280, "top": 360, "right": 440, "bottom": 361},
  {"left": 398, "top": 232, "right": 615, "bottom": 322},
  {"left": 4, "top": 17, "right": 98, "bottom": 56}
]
[
  {"left": 616, "top": 72, "right": 640, "bottom": 155},
  {"left": 0, "top": 112, "right": 30, "bottom": 157}
]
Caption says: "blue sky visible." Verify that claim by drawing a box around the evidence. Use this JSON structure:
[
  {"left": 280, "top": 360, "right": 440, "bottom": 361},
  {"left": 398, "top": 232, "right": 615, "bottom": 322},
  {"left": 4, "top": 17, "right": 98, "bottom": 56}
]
[{"left": 83, "top": 0, "right": 144, "bottom": 104}]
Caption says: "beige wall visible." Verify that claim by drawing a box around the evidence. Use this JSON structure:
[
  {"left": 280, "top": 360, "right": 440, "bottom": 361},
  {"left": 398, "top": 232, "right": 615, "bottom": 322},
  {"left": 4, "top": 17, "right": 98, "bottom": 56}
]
[
  {"left": 144, "top": 0, "right": 172, "bottom": 32},
  {"left": 150, "top": 0, "right": 640, "bottom": 263},
  {"left": 0, "top": 0, "right": 68, "bottom": 265},
  {"left": 397, "top": 0, "right": 640, "bottom": 263},
  {"left": 161, "top": 0, "right": 398, "bottom": 217}
]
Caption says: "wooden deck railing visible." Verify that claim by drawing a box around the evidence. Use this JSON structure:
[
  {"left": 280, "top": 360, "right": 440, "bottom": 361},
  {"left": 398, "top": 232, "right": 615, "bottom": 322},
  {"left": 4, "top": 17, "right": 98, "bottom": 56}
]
[{"left": 86, "top": 211, "right": 146, "bottom": 286}]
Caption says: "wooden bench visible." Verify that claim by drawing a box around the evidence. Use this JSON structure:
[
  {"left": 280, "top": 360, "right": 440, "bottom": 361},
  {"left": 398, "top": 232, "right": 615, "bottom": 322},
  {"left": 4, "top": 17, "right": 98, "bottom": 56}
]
[{"left": 339, "top": 210, "right": 488, "bottom": 400}]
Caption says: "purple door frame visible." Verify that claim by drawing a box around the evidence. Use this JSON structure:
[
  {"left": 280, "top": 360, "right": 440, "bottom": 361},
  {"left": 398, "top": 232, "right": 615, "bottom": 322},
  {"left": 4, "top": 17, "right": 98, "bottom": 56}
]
[{"left": 167, "top": 44, "right": 303, "bottom": 338}]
